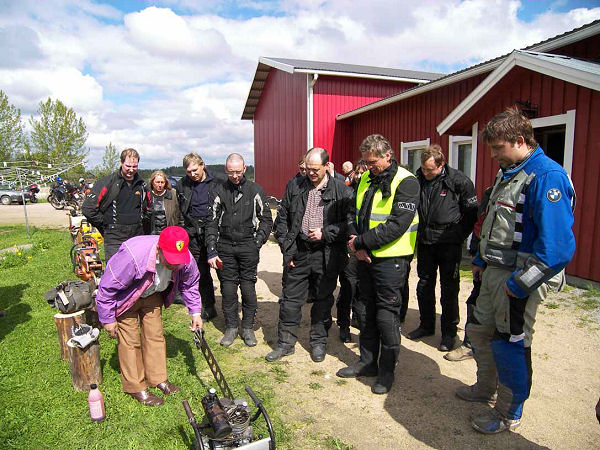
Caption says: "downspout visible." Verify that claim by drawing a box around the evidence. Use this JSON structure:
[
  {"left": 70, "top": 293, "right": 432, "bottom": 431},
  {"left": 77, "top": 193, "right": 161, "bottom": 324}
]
[{"left": 307, "top": 73, "right": 318, "bottom": 149}]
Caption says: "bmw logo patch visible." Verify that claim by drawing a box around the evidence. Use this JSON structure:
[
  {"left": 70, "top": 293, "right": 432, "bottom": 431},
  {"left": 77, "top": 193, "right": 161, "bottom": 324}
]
[{"left": 547, "top": 188, "right": 561, "bottom": 202}]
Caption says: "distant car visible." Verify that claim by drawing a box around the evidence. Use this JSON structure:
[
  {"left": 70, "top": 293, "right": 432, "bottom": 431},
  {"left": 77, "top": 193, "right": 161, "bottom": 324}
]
[
  {"left": 167, "top": 176, "right": 181, "bottom": 189},
  {"left": 0, "top": 184, "right": 32, "bottom": 205}
]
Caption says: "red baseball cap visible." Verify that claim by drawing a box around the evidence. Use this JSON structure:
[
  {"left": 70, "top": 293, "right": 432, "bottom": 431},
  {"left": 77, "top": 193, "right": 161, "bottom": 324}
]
[{"left": 158, "top": 226, "right": 190, "bottom": 265}]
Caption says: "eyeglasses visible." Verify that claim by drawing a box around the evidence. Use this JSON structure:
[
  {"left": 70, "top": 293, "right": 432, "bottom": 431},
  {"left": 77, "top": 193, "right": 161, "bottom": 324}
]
[{"left": 226, "top": 171, "right": 244, "bottom": 176}]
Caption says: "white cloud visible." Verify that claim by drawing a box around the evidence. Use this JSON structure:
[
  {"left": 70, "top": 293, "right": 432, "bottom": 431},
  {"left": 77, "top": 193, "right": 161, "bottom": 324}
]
[{"left": 0, "top": 0, "right": 599, "bottom": 171}]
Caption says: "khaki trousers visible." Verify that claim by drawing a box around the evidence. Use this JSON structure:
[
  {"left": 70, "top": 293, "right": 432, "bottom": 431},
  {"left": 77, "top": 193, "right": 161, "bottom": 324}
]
[{"left": 116, "top": 292, "right": 167, "bottom": 393}]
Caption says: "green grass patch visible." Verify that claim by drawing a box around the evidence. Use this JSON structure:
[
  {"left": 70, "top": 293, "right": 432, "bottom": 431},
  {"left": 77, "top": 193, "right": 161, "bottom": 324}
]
[
  {"left": 0, "top": 225, "right": 292, "bottom": 449},
  {"left": 308, "top": 382, "right": 323, "bottom": 390},
  {"left": 323, "top": 435, "right": 354, "bottom": 450},
  {"left": 335, "top": 379, "right": 347, "bottom": 386},
  {"left": 544, "top": 301, "right": 560, "bottom": 309},
  {"left": 310, "top": 369, "right": 325, "bottom": 376}
]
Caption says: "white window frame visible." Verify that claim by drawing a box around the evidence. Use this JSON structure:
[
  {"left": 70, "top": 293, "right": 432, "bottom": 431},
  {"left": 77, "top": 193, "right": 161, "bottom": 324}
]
[
  {"left": 401, "top": 138, "right": 430, "bottom": 170},
  {"left": 530, "top": 109, "right": 575, "bottom": 177},
  {"left": 449, "top": 122, "right": 478, "bottom": 184}
]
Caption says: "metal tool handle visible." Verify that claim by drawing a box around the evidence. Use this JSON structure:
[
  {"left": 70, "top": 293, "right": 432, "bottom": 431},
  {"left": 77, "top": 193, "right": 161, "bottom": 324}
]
[{"left": 193, "top": 329, "right": 234, "bottom": 400}]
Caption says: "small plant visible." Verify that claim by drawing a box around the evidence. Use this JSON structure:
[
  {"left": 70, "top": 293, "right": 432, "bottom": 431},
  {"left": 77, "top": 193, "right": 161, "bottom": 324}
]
[
  {"left": 310, "top": 369, "right": 325, "bottom": 376},
  {"left": 545, "top": 302, "right": 560, "bottom": 309},
  {"left": 323, "top": 435, "right": 354, "bottom": 449},
  {"left": 308, "top": 382, "right": 323, "bottom": 390},
  {"left": 269, "top": 365, "right": 289, "bottom": 383},
  {"left": 335, "top": 379, "right": 347, "bottom": 386}
]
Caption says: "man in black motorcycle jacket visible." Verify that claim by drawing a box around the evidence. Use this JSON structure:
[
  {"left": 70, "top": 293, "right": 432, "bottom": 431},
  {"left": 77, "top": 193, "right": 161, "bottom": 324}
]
[
  {"left": 82, "top": 148, "right": 146, "bottom": 261},
  {"left": 205, "top": 153, "right": 273, "bottom": 347},
  {"left": 407, "top": 144, "right": 478, "bottom": 352},
  {"left": 176, "top": 153, "right": 220, "bottom": 321}
]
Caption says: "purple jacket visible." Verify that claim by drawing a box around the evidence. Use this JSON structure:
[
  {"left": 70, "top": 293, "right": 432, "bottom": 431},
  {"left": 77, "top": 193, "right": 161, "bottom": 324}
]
[{"left": 96, "top": 235, "right": 202, "bottom": 324}]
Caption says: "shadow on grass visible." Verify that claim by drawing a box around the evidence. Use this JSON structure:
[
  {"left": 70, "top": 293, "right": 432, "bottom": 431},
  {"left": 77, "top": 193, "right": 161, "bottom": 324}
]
[
  {"left": 0, "top": 283, "right": 31, "bottom": 341},
  {"left": 166, "top": 331, "right": 200, "bottom": 378}
]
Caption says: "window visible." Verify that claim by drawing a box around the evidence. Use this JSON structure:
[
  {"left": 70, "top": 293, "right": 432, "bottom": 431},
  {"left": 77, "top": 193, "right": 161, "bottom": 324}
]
[
  {"left": 449, "top": 123, "right": 478, "bottom": 183},
  {"left": 530, "top": 110, "right": 575, "bottom": 176},
  {"left": 401, "top": 139, "right": 430, "bottom": 175}
]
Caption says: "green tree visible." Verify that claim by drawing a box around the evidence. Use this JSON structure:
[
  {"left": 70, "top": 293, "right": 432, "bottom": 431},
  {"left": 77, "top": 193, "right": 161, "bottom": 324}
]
[
  {"left": 93, "top": 142, "right": 121, "bottom": 178},
  {"left": 0, "top": 90, "right": 26, "bottom": 162},
  {"left": 28, "top": 98, "right": 88, "bottom": 166}
]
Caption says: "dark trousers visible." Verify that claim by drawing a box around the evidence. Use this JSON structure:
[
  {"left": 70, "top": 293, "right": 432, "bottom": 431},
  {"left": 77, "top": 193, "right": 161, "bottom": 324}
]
[
  {"left": 277, "top": 246, "right": 340, "bottom": 348},
  {"left": 399, "top": 255, "right": 413, "bottom": 322},
  {"left": 336, "top": 253, "right": 358, "bottom": 329},
  {"left": 462, "top": 278, "right": 481, "bottom": 346},
  {"left": 216, "top": 241, "right": 260, "bottom": 329},
  {"left": 357, "top": 256, "right": 410, "bottom": 374},
  {"left": 104, "top": 223, "right": 143, "bottom": 261},
  {"left": 188, "top": 230, "right": 216, "bottom": 310},
  {"left": 416, "top": 242, "right": 462, "bottom": 337}
]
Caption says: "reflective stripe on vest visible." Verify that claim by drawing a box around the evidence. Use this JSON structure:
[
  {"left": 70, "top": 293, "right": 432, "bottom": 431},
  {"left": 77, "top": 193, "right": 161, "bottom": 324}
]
[{"left": 356, "top": 166, "right": 418, "bottom": 257}]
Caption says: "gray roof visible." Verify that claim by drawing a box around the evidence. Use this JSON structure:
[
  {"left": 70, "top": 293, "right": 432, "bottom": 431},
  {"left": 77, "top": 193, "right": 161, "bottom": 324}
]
[
  {"left": 261, "top": 57, "right": 445, "bottom": 81},
  {"left": 241, "top": 57, "right": 445, "bottom": 120}
]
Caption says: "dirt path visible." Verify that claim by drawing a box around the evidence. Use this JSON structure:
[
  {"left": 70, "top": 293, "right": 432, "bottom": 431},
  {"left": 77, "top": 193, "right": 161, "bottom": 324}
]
[
  {"left": 0, "top": 202, "right": 74, "bottom": 228},
  {"left": 248, "top": 241, "right": 600, "bottom": 449},
  {"left": 2, "top": 208, "right": 598, "bottom": 448}
]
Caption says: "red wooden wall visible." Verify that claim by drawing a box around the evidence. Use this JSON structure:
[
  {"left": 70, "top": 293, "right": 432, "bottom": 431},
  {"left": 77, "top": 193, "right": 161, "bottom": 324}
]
[
  {"left": 345, "top": 73, "right": 489, "bottom": 164},
  {"left": 253, "top": 70, "right": 307, "bottom": 199},
  {"left": 550, "top": 33, "right": 600, "bottom": 61},
  {"left": 312, "top": 76, "right": 415, "bottom": 168},
  {"left": 343, "top": 66, "right": 600, "bottom": 281},
  {"left": 454, "top": 67, "right": 600, "bottom": 281}
]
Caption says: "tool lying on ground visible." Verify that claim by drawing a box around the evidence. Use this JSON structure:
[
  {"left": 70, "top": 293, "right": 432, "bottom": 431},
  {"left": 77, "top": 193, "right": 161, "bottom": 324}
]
[{"left": 182, "top": 329, "right": 276, "bottom": 450}]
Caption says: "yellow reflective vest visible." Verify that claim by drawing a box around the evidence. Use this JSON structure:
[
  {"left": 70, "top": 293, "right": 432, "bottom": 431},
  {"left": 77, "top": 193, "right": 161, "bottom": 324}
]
[{"left": 356, "top": 166, "right": 418, "bottom": 257}]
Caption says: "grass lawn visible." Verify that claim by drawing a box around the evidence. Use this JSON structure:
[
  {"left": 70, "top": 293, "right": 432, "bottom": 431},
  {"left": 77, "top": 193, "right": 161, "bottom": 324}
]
[{"left": 0, "top": 226, "right": 291, "bottom": 449}]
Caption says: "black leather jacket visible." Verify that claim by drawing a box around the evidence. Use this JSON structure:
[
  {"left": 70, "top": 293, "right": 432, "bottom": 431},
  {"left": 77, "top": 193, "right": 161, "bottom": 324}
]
[
  {"left": 416, "top": 164, "right": 478, "bottom": 245},
  {"left": 274, "top": 174, "right": 353, "bottom": 266},
  {"left": 205, "top": 177, "right": 273, "bottom": 258}
]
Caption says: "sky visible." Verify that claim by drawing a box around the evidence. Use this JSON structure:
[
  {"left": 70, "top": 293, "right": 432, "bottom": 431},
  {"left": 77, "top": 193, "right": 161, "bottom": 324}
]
[{"left": 1, "top": 0, "right": 599, "bottom": 170}]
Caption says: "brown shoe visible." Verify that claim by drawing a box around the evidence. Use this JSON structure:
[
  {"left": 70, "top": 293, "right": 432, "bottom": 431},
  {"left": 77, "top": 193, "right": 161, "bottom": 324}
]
[
  {"left": 155, "top": 380, "right": 180, "bottom": 396},
  {"left": 128, "top": 389, "right": 164, "bottom": 406}
]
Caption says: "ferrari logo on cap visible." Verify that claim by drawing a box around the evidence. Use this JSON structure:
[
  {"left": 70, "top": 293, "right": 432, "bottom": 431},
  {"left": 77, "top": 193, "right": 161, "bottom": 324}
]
[{"left": 176, "top": 240, "right": 185, "bottom": 251}]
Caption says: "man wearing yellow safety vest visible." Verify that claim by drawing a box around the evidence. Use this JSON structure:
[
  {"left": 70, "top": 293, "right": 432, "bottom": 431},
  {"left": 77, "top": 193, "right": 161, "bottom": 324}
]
[{"left": 336, "top": 134, "right": 420, "bottom": 394}]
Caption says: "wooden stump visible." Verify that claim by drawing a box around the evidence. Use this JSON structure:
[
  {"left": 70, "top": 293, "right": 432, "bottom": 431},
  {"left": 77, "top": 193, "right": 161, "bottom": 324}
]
[
  {"left": 68, "top": 340, "right": 102, "bottom": 392},
  {"left": 54, "top": 310, "right": 85, "bottom": 361}
]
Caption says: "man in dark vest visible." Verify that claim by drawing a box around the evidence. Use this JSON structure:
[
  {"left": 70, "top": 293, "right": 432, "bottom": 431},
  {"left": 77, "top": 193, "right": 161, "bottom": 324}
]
[
  {"left": 176, "top": 153, "right": 218, "bottom": 321},
  {"left": 83, "top": 148, "right": 146, "bottom": 261}
]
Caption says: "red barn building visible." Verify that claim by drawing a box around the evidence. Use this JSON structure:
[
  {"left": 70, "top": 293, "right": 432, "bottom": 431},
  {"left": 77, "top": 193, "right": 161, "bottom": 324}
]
[
  {"left": 242, "top": 57, "right": 443, "bottom": 198},
  {"left": 242, "top": 20, "right": 600, "bottom": 283}
]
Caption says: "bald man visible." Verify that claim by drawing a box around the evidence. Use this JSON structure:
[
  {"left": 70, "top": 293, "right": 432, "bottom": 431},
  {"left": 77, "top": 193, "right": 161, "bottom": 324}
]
[{"left": 206, "top": 153, "right": 273, "bottom": 347}]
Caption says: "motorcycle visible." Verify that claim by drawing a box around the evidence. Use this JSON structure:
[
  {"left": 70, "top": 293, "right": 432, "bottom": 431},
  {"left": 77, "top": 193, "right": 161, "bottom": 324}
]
[
  {"left": 26, "top": 183, "right": 40, "bottom": 203},
  {"left": 48, "top": 183, "right": 82, "bottom": 211}
]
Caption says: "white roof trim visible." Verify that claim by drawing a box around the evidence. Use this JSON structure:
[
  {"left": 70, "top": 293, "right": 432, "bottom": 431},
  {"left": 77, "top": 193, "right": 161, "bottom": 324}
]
[
  {"left": 437, "top": 50, "right": 600, "bottom": 135},
  {"left": 294, "top": 68, "right": 431, "bottom": 84},
  {"left": 258, "top": 57, "right": 295, "bottom": 74},
  {"left": 336, "top": 61, "right": 500, "bottom": 120}
]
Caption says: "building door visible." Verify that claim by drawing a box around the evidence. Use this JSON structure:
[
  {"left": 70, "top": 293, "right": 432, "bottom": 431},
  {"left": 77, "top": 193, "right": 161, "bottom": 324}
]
[{"left": 534, "top": 124, "right": 565, "bottom": 166}]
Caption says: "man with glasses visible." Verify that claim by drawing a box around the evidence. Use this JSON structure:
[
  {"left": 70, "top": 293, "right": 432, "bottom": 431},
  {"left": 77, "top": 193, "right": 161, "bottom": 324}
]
[
  {"left": 266, "top": 147, "right": 352, "bottom": 362},
  {"left": 407, "top": 145, "right": 478, "bottom": 352},
  {"left": 336, "top": 134, "right": 419, "bottom": 394},
  {"left": 205, "top": 153, "right": 273, "bottom": 347},
  {"left": 176, "top": 153, "right": 219, "bottom": 321},
  {"left": 83, "top": 148, "right": 146, "bottom": 261}
]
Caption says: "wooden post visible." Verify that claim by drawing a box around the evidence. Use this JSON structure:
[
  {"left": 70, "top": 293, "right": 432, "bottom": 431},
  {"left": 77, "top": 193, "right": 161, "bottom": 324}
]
[
  {"left": 68, "top": 340, "right": 102, "bottom": 392},
  {"left": 54, "top": 310, "right": 85, "bottom": 361}
]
